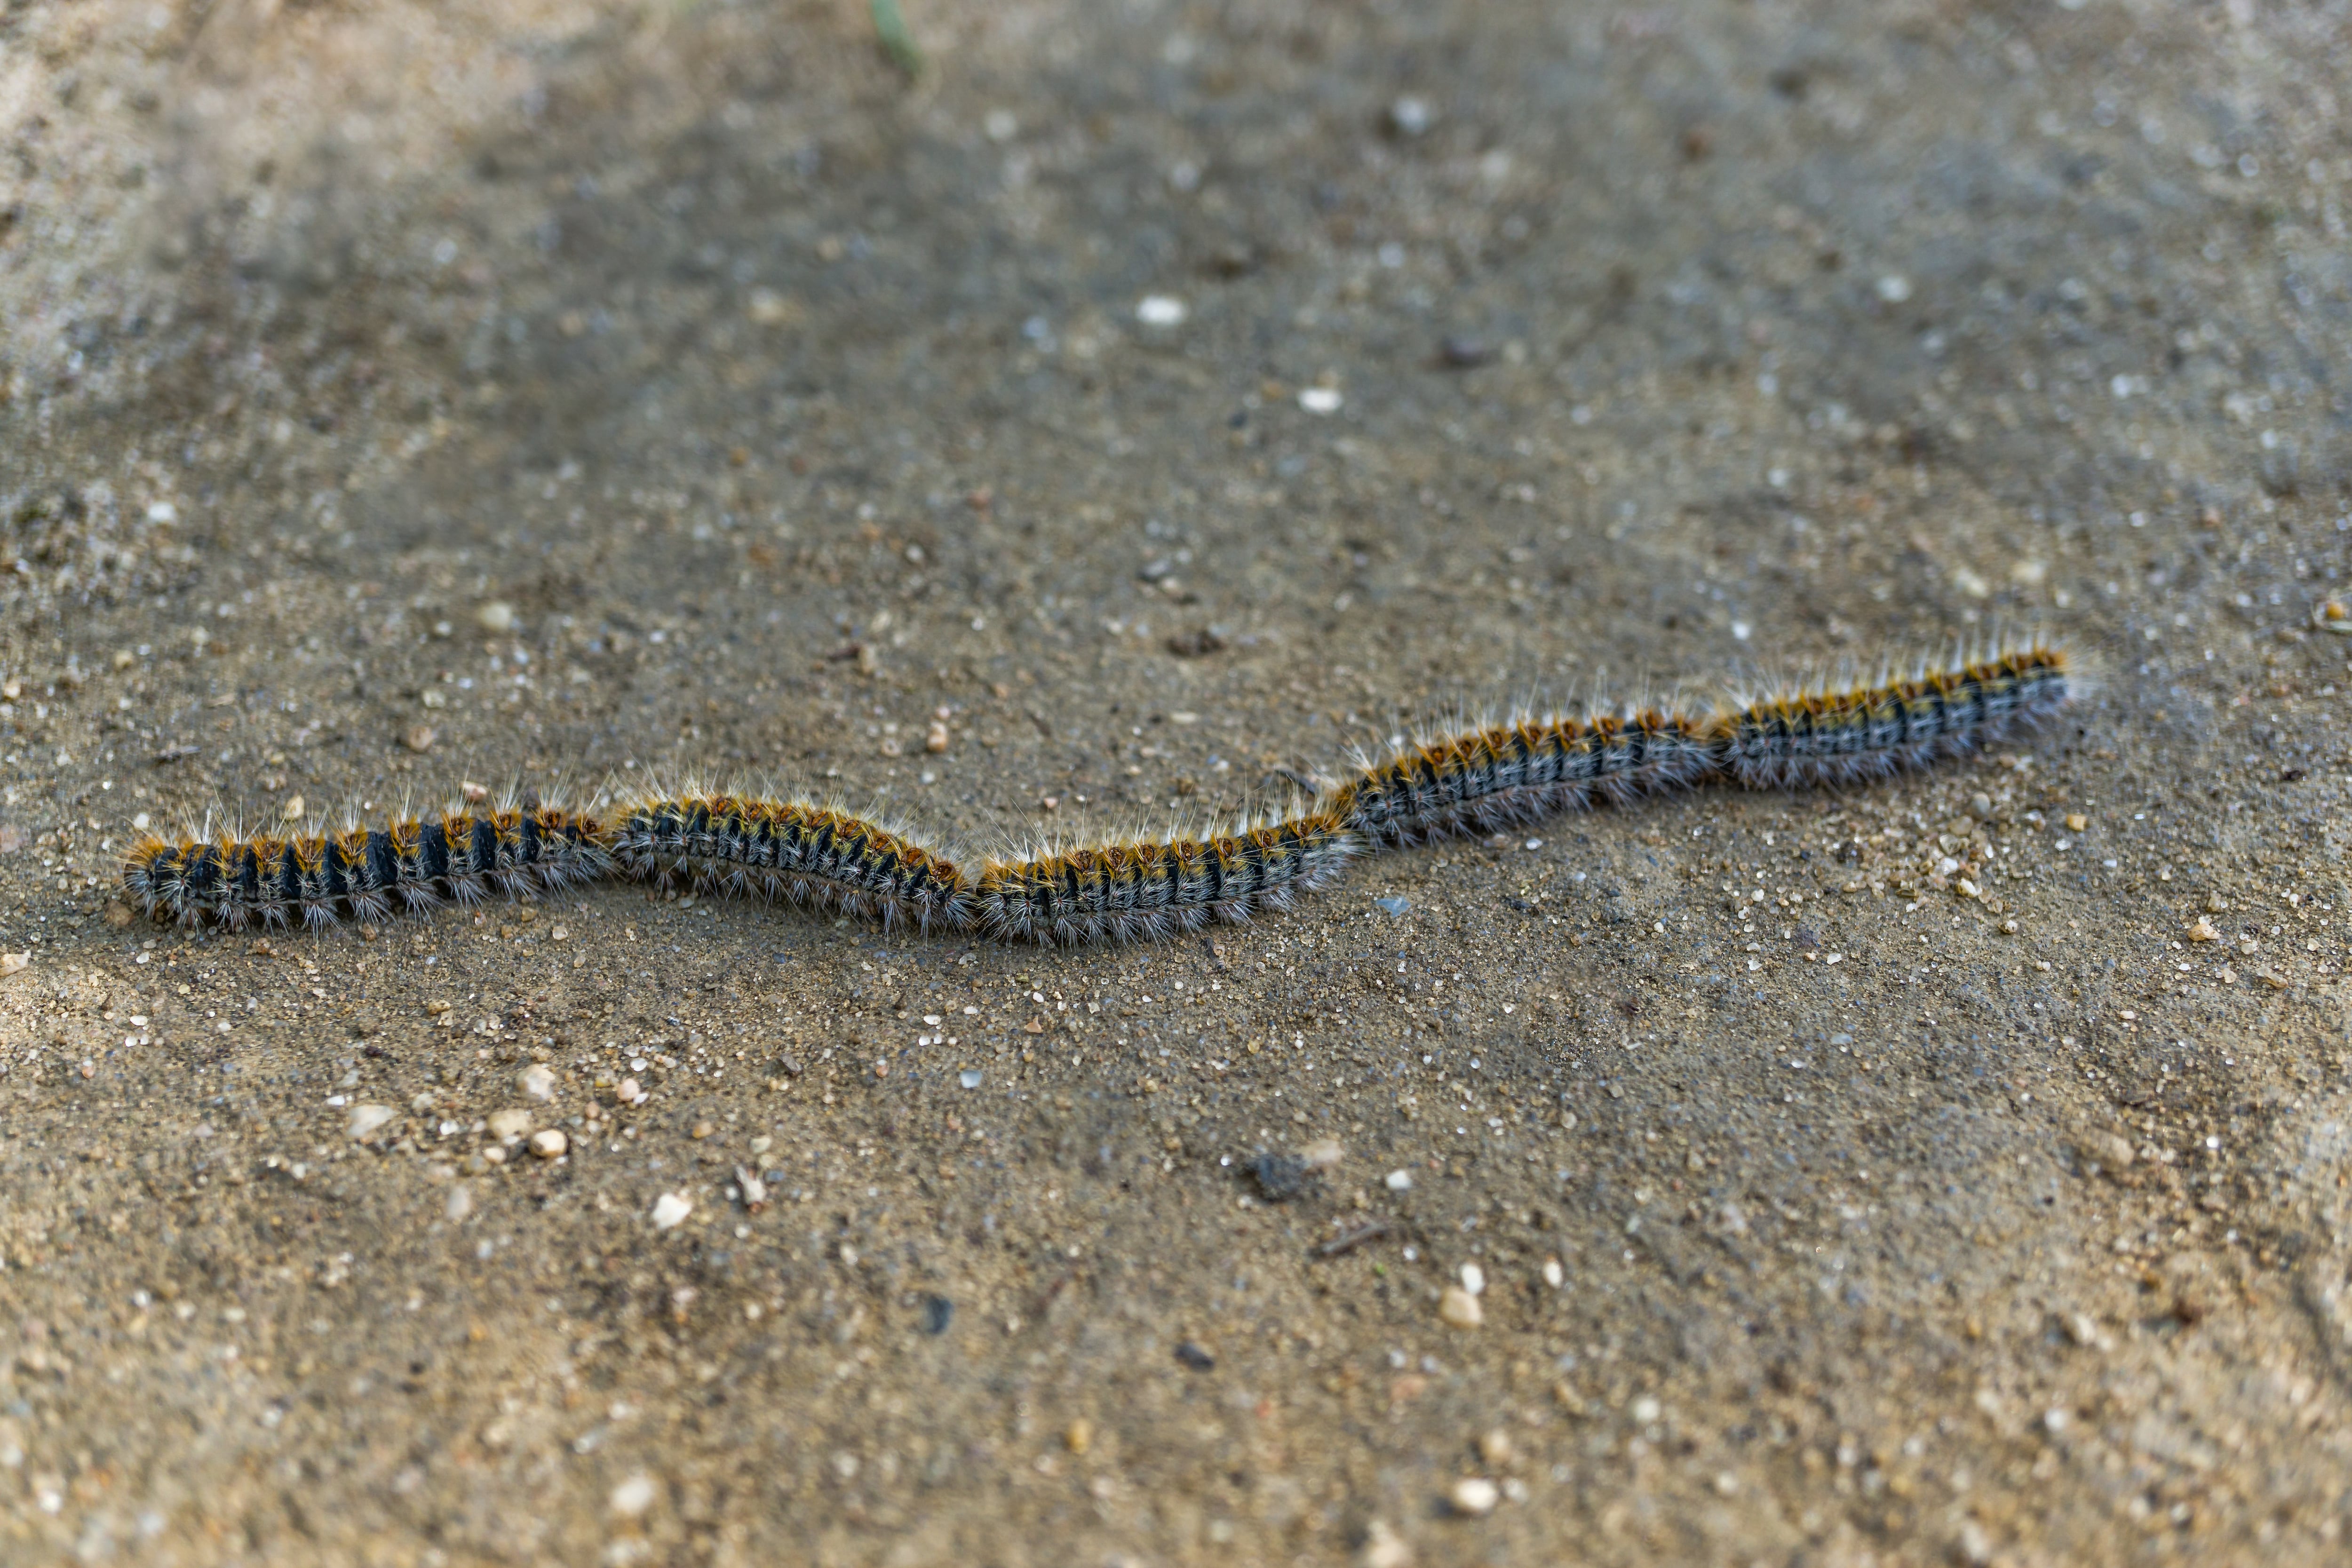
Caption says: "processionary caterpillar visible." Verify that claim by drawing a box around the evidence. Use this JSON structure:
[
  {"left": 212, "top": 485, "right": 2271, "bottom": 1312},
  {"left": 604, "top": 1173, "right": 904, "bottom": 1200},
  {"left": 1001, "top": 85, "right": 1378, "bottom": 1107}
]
[{"left": 121, "top": 642, "right": 2074, "bottom": 946}]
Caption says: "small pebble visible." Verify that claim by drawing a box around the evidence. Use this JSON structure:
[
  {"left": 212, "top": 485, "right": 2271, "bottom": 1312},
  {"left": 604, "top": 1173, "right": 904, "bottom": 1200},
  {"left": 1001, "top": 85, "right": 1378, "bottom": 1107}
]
[
  {"left": 1065, "top": 1418, "right": 1093, "bottom": 1455},
  {"left": 403, "top": 725, "right": 437, "bottom": 754},
  {"left": 746, "top": 288, "right": 802, "bottom": 327},
  {"left": 529, "top": 1129, "right": 567, "bottom": 1159},
  {"left": 1360, "top": 1519, "right": 1413, "bottom": 1568},
  {"left": 477, "top": 601, "right": 517, "bottom": 633},
  {"left": 1542, "top": 1257, "right": 1565, "bottom": 1289},
  {"left": 521, "top": 1064, "right": 556, "bottom": 1100},
  {"left": 2087, "top": 1131, "right": 2134, "bottom": 1168},
  {"left": 1875, "top": 274, "right": 1913, "bottom": 303},
  {"left": 1438, "top": 1286, "right": 1483, "bottom": 1329},
  {"left": 1136, "top": 294, "right": 1188, "bottom": 327},
  {"left": 281, "top": 795, "right": 306, "bottom": 822},
  {"left": 487, "top": 1108, "right": 533, "bottom": 1140},
  {"left": 1253, "top": 1153, "right": 1312, "bottom": 1201},
  {"left": 921, "top": 1294, "right": 954, "bottom": 1335},
  {"left": 1301, "top": 1137, "right": 1345, "bottom": 1169},
  {"left": 1438, "top": 335, "right": 1491, "bottom": 368},
  {"left": 445, "top": 1184, "right": 474, "bottom": 1222},
  {"left": 1387, "top": 96, "right": 1434, "bottom": 137},
  {"left": 1478, "top": 1429, "right": 1515, "bottom": 1466},
  {"left": 347, "top": 1104, "right": 396, "bottom": 1139},
  {"left": 2186, "top": 916, "right": 2219, "bottom": 943},
  {"left": 959, "top": 1069, "right": 984, "bottom": 1090},
  {"left": 618, "top": 1077, "right": 644, "bottom": 1104},
  {"left": 1375, "top": 896, "right": 1410, "bottom": 916},
  {"left": 1174, "top": 1340, "right": 1216, "bottom": 1370},
  {"left": 610, "top": 1474, "right": 657, "bottom": 1517},
  {"left": 652, "top": 1192, "right": 693, "bottom": 1230},
  {"left": 1447, "top": 1477, "right": 1499, "bottom": 1517},
  {"left": 1384, "top": 1169, "right": 1414, "bottom": 1192},
  {"left": 1968, "top": 792, "right": 1994, "bottom": 821},
  {"left": 1299, "top": 387, "right": 1344, "bottom": 415},
  {"left": 1459, "top": 1262, "right": 1485, "bottom": 1297}
]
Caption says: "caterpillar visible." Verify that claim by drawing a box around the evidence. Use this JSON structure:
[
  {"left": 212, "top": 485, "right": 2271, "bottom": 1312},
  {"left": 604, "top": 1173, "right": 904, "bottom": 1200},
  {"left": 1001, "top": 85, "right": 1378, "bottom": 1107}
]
[
  {"left": 120, "top": 796, "right": 610, "bottom": 931},
  {"left": 603, "top": 788, "right": 973, "bottom": 934},
  {"left": 120, "top": 641, "right": 2075, "bottom": 944},
  {"left": 972, "top": 808, "right": 1364, "bottom": 946}
]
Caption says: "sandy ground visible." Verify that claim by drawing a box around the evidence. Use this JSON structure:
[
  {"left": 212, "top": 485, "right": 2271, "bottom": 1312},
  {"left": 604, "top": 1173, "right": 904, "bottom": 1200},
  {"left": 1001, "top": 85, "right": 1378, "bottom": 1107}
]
[{"left": 4, "top": 0, "right": 2352, "bottom": 1563}]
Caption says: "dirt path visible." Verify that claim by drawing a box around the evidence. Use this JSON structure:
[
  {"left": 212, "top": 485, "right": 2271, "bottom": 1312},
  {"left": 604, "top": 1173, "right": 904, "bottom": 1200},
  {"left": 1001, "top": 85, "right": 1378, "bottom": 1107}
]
[{"left": 4, "top": 2, "right": 2351, "bottom": 1563}]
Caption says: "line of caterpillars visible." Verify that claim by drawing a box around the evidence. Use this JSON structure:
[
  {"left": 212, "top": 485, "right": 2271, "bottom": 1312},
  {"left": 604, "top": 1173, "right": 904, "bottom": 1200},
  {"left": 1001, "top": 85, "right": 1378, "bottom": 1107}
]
[{"left": 121, "top": 644, "right": 2073, "bottom": 946}]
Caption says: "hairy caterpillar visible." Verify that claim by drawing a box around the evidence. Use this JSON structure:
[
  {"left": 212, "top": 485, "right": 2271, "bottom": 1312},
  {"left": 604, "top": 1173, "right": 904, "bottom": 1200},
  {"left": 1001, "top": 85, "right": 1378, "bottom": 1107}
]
[
  {"left": 120, "top": 796, "right": 609, "bottom": 931},
  {"left": 604, "top": 788, "right": 973, "bottom": 934},
  {"left": 973, "top": 808, "right": 1364, "bottom": 946},
  {"left": 121, "top": 642, "right": 2074, "bottom": 944}
]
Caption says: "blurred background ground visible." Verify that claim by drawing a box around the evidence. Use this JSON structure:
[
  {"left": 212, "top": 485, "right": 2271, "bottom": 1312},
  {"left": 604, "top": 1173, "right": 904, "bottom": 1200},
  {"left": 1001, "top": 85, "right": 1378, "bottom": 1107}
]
[{"left": 4, "top": 0, "right": 2352, "bottom": 1563}]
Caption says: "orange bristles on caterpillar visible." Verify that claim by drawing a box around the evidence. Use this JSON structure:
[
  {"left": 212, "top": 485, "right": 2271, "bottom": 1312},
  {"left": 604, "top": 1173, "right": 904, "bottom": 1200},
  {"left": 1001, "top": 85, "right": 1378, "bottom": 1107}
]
[{"left": 121, "top": 639, "right": 2076, "bottom": 945}]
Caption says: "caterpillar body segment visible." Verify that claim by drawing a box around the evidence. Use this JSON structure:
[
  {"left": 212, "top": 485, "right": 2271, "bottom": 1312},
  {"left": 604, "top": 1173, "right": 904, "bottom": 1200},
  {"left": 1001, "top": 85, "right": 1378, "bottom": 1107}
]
[
  {"left": 118, "top": 801, "right": 610, "bottom": 931},
  {"left": 973, "top": 812, "right": 1363, "bottom": 945},
  {"left": 604, "top": 791, "right": 973, "bottom": 934},
  {"left": 1329, "top": 708, "right": 1721, "bottom": 845},
  {"left": 1716, "top": 646, "right": 2073, "bottom": 790}
]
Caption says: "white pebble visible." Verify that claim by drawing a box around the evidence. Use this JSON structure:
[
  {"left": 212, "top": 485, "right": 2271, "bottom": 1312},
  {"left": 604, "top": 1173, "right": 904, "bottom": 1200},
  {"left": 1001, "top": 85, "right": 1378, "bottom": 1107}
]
[
  {"left": 529, "top": 1129, "right": 568, "bottom": 1160},
  {"left": 1298, "top": 387, "right": 1343, "bottom": 415},
  {"left": 487, "top": 1108, "right": 533, "bottom": 1140},
  {"left": 477, "top": 600, "right": 517, "bottom": 633},
  {"left": 445, "top": 1184, "right": 474, "bottom": 1222},
  {"left": 521, "top": 1064, "right": 556, "bottom": 1100},
  {"left": 1384, "top": 1169, "right": 1414, "bottom": 1192},
  {"left": 1875, "top": 274, "right": 1913, "bottom": 303},
  {"left": 1459, "top": 1262, "right": 1485, "bottom": 1297},
  {"left": 1542, "top": 1257, "right": 1565, "bottom": 1289},
  {"left": 610, "top": 1474, "right": 657, "bottom": 1517},
  {"left": 1136, "top": 294, "right": 1188, "bottom": 327},
  {"left": 1360, "top": 1518, "right": 1412, "bottom": 1568},
  {"left": 652, "top": 1192, "right": 693, "bottom": 1230},
  {"left": 1447, "top": 1477, "right": 1499, "bottom": 1517},
  {"left": 347, "top": 1104, "right": 396, "bottom": 1140}
]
